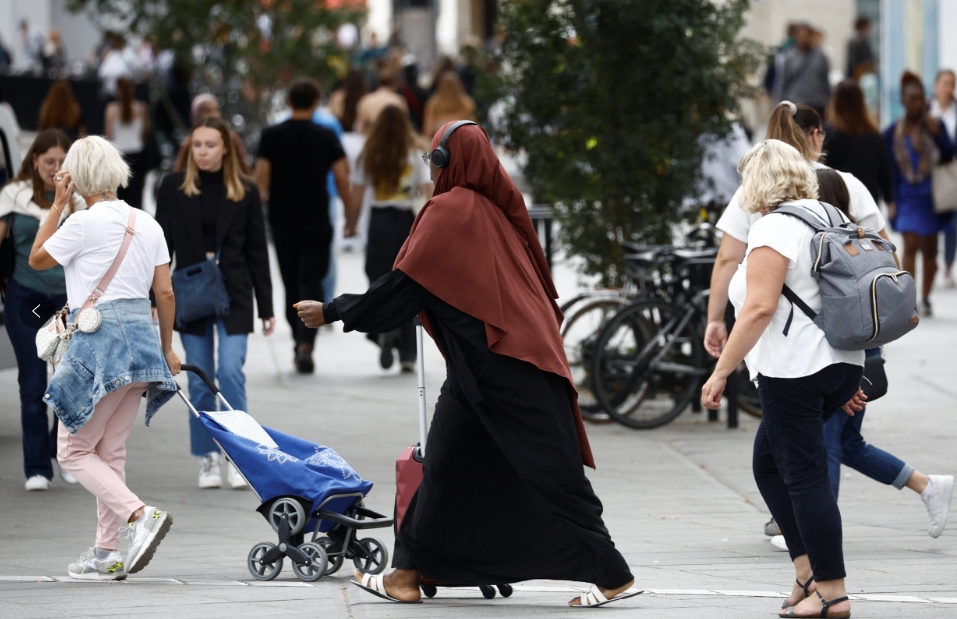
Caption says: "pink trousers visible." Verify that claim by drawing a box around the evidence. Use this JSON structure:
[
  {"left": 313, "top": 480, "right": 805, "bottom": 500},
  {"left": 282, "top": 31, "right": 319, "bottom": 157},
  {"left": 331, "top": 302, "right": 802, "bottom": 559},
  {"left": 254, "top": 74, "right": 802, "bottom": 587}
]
[{"left": 57, "top": 382, "right": 148, "bottom": 550}]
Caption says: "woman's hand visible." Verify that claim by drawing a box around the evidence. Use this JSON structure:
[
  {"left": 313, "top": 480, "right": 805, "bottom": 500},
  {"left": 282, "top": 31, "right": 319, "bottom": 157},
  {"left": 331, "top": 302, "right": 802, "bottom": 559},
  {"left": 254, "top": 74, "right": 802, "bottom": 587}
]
[
  {"left": 53, "top": 170, "right": 75, "bottom": 211},
  {"left": 293, "top": 301, "right": 324, "bottom": 329},
  {"left": 703, "top": 321, "right": 728, "bottom": 359},
  {"left": 165, "top": 349, "right": 182, "bottom": 376},
  {"left": 262, "top": 317, "right": 276, "bottom": 336},
  {"left": 842, "top": 388, "right": 867, "bottom": 416},
  {"left": 887, "top": 202, "right": 897, "bottom": 222},
  {"left": 700, "top": 372, "right": 727, "bottom": 410}
]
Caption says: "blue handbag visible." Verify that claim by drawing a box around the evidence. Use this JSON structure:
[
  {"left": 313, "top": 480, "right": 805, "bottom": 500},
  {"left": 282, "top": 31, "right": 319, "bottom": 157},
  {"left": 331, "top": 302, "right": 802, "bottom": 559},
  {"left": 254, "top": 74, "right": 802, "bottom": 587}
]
[{"left": 171, "top": 252, "right": 231, "bottom": 326}]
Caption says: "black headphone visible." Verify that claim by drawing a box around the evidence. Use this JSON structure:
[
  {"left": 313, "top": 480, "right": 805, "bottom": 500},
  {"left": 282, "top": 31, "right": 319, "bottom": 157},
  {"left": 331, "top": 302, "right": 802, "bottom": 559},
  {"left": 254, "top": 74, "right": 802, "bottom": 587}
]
[{"left": 430, "top": 120, "right": 478, "bottom": 168}]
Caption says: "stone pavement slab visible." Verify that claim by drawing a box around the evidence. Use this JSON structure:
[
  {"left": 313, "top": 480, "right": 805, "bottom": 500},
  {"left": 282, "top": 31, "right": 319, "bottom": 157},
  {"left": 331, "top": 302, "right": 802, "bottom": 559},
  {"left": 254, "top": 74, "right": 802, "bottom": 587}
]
[{"left": 1, "top": 248, "right": 956, "bottom": 617}]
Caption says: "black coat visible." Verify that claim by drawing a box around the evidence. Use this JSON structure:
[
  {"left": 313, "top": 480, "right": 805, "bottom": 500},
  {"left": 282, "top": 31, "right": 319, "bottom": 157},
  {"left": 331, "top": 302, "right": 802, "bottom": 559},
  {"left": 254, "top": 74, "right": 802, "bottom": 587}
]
[{"left": 156, "top": 172, "right": 274, "bottom": 336}]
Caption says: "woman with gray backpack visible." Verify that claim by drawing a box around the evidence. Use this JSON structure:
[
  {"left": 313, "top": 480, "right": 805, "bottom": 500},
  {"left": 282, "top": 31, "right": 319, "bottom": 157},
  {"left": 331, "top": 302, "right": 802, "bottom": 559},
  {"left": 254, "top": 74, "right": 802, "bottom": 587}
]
[{"left": 700, "top": 139, "right": 919, "bottom": 619}]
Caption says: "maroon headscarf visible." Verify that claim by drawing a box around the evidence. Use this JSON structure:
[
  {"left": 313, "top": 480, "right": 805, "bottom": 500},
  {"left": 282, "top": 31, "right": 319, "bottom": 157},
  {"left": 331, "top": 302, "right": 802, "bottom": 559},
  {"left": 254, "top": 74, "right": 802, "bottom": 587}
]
[{"left": 395, "top": 122, "right": 595, "bottom": 468}]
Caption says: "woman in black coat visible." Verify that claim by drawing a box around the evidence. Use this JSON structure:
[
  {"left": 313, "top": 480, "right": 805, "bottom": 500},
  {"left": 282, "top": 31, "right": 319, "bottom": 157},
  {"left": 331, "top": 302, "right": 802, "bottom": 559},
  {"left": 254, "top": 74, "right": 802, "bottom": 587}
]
[{"left": 156, "top": 117, "right": 274, "bottom": 490}]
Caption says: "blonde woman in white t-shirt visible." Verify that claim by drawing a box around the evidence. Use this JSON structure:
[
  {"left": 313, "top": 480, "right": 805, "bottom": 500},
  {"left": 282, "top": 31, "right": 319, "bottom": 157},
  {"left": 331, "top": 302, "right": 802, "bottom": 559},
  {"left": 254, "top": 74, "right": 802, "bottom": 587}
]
[
  {"left": 701, "top": 140, "right": 863, "bottom": 619},
  {"left": 28, "top": 136, "right": 180, "bottom": 581}
]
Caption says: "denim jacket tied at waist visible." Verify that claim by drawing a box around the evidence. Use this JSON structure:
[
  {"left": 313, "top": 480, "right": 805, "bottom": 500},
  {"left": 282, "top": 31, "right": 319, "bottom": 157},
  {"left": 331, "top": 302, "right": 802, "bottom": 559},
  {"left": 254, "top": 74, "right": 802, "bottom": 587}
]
[{"left": 44, "top": 299, "right": 177, "bottom": 434}]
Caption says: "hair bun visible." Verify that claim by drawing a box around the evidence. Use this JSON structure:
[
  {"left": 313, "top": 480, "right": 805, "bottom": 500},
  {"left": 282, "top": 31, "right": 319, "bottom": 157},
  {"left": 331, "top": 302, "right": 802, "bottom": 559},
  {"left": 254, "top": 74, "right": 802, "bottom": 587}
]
[{"left": 778, "top": 101, "right": 798, "bottom": 116}]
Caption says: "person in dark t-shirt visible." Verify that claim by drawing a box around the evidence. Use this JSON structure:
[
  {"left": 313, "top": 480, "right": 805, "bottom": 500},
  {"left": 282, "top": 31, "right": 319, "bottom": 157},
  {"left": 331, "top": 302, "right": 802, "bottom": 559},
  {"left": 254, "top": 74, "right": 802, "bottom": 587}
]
[{"left": 255, "top": 78, "right": 349, "bottom": 373}]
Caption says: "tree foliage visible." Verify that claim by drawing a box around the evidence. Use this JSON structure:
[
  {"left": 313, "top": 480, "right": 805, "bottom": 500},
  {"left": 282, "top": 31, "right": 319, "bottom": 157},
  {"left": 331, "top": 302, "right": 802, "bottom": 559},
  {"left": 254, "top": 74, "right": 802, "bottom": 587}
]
[
  {"left": 67, "top": 0, "right": 363, "bottom": 129},
  {"left": 490, "top": 0, "right": 762, "bottom": 283}
]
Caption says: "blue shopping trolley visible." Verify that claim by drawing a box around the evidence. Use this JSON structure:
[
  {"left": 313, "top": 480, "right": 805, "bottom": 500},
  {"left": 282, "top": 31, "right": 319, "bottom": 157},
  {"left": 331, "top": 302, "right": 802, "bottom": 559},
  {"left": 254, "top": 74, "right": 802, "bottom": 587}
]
[{"left": 177, "top": 364, "right": 393, "bottom": 582}]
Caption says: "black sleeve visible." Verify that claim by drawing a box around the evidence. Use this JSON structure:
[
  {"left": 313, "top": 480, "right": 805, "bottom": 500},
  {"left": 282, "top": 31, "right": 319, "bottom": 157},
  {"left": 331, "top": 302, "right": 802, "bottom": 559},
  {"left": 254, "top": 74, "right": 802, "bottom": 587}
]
[
  {"left": 321, "top": 127, "right": 346, "bottom": 167},
  {"left": 326, "top": 269, "right": 430, "bottom": 334},
  {"left": 243, "top": 185, "right": 274, "bottom": 320},
  {"left": 257, "top": 126, "right": 274, "bottom": 162}
]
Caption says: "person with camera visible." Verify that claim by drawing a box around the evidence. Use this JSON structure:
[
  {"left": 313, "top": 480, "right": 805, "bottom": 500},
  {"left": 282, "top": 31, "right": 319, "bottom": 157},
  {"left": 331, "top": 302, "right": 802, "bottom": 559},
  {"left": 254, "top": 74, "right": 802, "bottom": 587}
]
[{"left": 0, "top": 129, "right": 85, "bottom": 492}]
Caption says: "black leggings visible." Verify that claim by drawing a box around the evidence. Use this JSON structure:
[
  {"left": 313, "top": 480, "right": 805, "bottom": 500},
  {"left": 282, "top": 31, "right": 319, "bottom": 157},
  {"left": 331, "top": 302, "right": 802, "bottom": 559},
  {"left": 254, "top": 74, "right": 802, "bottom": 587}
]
[{"left": 753, "top": 362, "right": 863, "bottom": 582}]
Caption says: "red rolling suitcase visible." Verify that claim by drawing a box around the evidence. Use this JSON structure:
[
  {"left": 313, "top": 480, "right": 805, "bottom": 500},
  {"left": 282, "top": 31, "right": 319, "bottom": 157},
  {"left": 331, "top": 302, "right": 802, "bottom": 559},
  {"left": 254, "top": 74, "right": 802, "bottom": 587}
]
[{"left": 393, "top": 318, "right": 513, "bottom": 600}]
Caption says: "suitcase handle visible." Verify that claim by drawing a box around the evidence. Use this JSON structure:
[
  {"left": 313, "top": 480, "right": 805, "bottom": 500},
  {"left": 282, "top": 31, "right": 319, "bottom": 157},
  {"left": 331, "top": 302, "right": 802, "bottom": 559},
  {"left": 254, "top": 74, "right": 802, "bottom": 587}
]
[
  {"left": 414, "top": 317, "right": 428, "bottom": 458},
  {"left": 181, "top": 363, "right": 219, "bottom": 394}
]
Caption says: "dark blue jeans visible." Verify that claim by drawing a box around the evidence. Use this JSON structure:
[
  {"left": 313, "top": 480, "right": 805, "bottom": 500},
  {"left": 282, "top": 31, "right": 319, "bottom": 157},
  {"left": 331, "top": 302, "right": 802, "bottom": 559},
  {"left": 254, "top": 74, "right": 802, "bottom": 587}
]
[
  {"left": 3, "top": 278, "right": 67, "bottom": 480},
  {"left": 753, "top": 362, "right": 863, "bottom": 582}
]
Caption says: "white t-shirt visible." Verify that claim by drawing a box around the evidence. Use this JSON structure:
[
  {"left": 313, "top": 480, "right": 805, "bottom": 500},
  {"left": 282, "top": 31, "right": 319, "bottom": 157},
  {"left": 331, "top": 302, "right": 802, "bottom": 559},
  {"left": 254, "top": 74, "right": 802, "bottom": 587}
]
[
  {"left": 717, "top": 162, "right": 885, "bottom": 243},
  {"left": 44, "top": 200, "right": 170, "bottom": 309},
  {"left": 350, "top": 149, "right": 430, "bottom": 210},
  {"left": 728, "top": 199, "right": 864, "bottom": 380}
]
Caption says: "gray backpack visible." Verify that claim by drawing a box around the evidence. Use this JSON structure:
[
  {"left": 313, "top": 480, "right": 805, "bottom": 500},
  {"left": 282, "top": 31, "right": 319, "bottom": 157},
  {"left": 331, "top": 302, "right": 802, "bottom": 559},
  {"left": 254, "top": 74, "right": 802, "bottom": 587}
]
[{"left": 774, "top": 202, "right": 919, "bottom": 351}]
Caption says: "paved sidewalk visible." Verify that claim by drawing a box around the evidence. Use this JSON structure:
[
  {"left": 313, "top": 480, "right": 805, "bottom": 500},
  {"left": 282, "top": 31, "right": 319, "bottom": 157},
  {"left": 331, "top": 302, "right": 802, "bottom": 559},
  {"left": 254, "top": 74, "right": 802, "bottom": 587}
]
[{"left": 1, "top": 248, "right": 956, "bottom": 618}]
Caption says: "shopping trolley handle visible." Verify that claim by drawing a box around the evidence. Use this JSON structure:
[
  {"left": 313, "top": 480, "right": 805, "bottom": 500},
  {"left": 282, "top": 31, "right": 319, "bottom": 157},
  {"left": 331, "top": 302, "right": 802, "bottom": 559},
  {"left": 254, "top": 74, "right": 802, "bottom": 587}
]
[{"left": 180, "top": 364, "right": 220, "bottom": 394}]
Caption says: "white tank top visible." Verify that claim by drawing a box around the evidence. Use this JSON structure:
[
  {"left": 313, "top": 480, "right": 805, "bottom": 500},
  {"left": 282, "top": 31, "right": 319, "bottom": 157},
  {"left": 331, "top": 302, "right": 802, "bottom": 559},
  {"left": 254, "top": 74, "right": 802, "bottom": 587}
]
[{"left": 112, "top": 113, "right": 144, "bottom": 153}]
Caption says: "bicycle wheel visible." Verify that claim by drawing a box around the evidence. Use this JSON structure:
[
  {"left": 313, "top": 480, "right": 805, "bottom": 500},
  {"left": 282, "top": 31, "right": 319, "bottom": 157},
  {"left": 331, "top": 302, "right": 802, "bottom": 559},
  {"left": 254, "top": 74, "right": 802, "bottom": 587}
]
[
  {"left": 591, "top": 300, "right": 704, "bottom": 429},
  {"left": 562, "top": 294, "right": 628, "bottom": 424}
]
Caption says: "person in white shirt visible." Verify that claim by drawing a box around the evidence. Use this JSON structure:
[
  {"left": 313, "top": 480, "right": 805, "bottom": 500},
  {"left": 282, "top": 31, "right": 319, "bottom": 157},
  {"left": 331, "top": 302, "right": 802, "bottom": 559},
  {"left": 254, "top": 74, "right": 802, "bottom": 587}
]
[
  {"left": 28, "top": 136, "right": 180, "bottom": 580},
  {"left": 931, "top": 69, "right": 957, "bottom": 287},
  {"left": 701, "top": 139, "right": 863, "bottom": 619},
  {"left": 705, "top": 101, "right": 889, "bottom": 359}
]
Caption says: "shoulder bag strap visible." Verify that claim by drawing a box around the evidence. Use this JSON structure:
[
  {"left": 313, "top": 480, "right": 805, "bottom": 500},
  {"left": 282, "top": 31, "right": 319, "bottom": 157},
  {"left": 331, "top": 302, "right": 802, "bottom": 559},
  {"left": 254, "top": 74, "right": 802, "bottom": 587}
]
[
  {"left": 772, "top": 204, "right": 828, "bottom": 230},
  {"left": 81, "top": 206, "right": 137, "bottom": 311}
]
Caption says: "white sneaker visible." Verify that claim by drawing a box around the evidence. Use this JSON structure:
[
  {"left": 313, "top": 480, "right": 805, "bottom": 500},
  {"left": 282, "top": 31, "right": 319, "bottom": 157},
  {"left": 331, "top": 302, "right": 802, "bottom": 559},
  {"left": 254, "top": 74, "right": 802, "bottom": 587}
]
[
  {"left": 225, "top": 460, "right": 248, "bottom": 489},
  {"left": 922, "top": 474, "right": 954, "bottom": 539},
  {"left": 68, "top": 547, "right": 126, "bottom": 580},
  {"left": 121, "top": 506, "right": 173, "bottom": 574},
  {"left": 770, "top": 535, "right": 789, "bottom": 551},
  {"left": 60, "top": 466, "right": 78, "bottom": 484},
  {"left": 198, "top": 453, "right": 222, "bottom": 489},
  {"left": 25, "top": 475, "right": 51, "bottom": 491}
]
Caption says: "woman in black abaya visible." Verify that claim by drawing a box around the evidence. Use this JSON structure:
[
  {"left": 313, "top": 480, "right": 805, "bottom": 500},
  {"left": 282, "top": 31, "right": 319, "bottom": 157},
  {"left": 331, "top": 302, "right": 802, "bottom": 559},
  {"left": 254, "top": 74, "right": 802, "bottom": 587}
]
[{"left": 295, "top": 122, "right": 636, "bottom": 607}]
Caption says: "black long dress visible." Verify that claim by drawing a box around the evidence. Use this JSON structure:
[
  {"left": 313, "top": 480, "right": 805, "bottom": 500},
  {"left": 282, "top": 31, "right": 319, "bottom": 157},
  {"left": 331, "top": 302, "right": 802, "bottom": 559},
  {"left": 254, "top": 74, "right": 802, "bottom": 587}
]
[{"left": 324, "top": 270, "right": 633, "bottom": 588}]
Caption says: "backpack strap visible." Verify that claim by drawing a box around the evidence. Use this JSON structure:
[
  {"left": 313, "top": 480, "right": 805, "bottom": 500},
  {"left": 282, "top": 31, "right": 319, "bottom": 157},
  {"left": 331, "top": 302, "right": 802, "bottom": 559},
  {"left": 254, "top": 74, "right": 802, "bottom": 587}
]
[
  {"left": 773, "top": 203, "right": 828, "bottom": 230},
  {"left": 781, "top": 284, "right": 818, "bottom": 336}
]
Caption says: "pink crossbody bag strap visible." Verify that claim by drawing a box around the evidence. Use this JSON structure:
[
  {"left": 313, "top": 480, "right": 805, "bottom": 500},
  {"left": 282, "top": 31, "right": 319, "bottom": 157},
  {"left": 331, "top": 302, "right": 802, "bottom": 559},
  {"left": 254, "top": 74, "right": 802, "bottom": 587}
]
[{"left": 81, "top": 206, "right": 137, "bottom": 312}]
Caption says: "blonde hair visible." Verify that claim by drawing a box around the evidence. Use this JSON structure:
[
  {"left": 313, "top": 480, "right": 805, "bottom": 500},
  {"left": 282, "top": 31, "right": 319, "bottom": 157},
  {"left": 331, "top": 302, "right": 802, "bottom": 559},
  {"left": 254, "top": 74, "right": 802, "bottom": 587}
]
[
  {"left": 181, "top": 117, "right": 247, "bottom": 202},
  {"left": 737, "top": 139, "right": 818, "bottom": 214},
  {"left": 62, "top": 135, "right": 130, "bottom": 197}
]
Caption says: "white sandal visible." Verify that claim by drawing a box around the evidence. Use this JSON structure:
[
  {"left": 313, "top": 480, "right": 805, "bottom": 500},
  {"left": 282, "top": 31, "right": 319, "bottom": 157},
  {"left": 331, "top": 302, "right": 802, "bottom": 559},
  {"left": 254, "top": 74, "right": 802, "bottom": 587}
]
[
  {"left": 351, "top": 572, "right": 421, "bottom": 603},
  {"left": 573, "top": 584, "right": 644, "bottom": 608}
]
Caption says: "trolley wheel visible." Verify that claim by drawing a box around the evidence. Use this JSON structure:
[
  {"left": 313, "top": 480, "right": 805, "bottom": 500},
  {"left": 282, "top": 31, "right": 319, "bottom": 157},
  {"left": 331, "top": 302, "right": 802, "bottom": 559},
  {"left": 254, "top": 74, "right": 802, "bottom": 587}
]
[
  {"left": 291, "top": 542, "right": 328, "bottom": 582},
  {"left": 247, "top": 542, "right": 283, "bottom": 581},
  {"left": 268, "top": 497, "right": 306, "bottom": 535},
  {"left": 498, "top": 584, "right": 513, "bottom": 598},
  {"left": 480, "top": 584, "right": 496, "bottom": 599},
  {"left": 421, "top": 584, "right": 438, "bottom": 598},
  {"left": 316, "top": 537, "right": 344, "bottom": 575},
  {"left": 352, "top": 538, "right": 388, "bottom": 574}
]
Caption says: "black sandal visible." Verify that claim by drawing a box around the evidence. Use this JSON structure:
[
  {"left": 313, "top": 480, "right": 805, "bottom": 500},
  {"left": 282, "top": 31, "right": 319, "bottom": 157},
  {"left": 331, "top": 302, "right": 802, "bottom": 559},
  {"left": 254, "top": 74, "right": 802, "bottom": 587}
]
[
  {"left": 780, "top": 577, "right": 814, "bottom": 610},
  {"left": 781, "top": 591, "right": 850, "bottom": 618}
]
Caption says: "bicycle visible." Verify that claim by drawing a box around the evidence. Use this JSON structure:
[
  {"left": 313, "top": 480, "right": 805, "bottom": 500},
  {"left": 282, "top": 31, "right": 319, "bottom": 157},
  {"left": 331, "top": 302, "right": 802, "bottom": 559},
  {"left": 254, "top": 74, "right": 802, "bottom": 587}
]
[{"left": 588, "top": 247, "right": 762, "bottom": 429}]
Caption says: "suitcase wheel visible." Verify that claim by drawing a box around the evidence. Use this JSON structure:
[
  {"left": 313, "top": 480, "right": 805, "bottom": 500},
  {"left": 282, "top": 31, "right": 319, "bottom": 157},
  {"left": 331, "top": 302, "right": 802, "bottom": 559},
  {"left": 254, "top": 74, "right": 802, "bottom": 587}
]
[
  {"left": 421, "top": 584, "right": 438, "bottom": 598},
  {"left": 498, "top": 584, "right": 513, "bottom": 598},
  {"left": 480, "top": 584, "right": 496, "bottom": 599}
]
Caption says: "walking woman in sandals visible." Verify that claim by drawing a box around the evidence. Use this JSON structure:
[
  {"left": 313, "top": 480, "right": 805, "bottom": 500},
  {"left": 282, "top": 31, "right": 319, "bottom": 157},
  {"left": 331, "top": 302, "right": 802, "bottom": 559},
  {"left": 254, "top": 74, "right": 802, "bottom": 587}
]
[
  {"left": 28, "top": 136, "right": 180, "bottom": 580},
  {"left": 702, "top": 139, "right": 864, "bottom": 619},
  {"left": 294, "top": 121, "right": 637, "bottom": 608}
]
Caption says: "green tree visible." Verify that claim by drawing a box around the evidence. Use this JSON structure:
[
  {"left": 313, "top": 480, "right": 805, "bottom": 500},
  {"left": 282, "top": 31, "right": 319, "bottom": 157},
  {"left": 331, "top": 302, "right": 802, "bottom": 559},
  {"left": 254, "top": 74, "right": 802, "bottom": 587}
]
[
  {"left": 489, "top": 0, "right": 762, "bottom": 283},
  {"left": 67, "top": 0, "right": 364, "bottom": 129}
]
